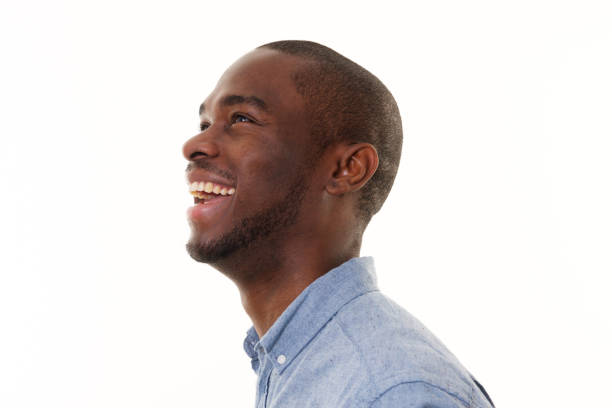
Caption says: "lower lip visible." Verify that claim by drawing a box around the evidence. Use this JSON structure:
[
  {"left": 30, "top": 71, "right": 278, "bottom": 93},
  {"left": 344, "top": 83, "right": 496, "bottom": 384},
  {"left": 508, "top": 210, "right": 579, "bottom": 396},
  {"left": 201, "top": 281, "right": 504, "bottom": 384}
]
[{"left": 186, "top": 195, "right": 232, "bottom": 220}]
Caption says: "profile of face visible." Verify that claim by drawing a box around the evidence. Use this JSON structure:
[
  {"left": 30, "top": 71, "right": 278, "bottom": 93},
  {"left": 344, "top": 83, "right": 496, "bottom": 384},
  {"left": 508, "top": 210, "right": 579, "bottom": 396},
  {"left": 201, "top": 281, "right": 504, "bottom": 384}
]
[{"left": 182, "top": 49, "right": 315, "bottom": 265}]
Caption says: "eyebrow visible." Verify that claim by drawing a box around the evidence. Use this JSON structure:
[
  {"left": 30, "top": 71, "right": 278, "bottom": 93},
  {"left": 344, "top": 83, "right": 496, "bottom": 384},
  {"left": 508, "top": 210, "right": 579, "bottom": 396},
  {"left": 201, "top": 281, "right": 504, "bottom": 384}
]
[{"left": 199, "top": 94, "right": 270, "bottom": 115}]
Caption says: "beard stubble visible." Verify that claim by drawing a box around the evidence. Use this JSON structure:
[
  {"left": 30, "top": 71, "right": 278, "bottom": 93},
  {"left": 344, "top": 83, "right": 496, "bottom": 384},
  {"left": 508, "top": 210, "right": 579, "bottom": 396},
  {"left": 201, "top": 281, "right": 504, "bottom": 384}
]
[{"left": 186, "top": 170, "right": 309, "bottom": 264}]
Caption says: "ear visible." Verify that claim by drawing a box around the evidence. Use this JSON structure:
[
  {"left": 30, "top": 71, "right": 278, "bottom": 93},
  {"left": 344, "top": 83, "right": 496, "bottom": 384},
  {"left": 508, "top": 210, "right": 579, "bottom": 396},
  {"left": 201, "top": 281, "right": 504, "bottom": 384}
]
[{"left": 326, "top": 143, "right": 379, "bottom": 196}]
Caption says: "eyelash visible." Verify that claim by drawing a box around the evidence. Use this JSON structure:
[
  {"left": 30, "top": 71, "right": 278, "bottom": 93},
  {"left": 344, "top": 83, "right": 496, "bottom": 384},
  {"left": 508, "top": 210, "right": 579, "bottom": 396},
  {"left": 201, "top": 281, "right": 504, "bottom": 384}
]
[
  {"left": 199, "top": 114, "right": 253, "bottom": 132},
  {"left": 232, "top": 113, "right": 253, "bottom": 123}
]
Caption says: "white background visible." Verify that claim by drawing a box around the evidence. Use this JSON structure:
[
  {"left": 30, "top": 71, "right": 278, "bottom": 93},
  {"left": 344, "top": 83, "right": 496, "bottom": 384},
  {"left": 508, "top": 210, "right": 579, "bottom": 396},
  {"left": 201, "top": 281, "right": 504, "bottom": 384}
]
[{"left": 1, "top": 0, "right": 610, "bottom": 407}]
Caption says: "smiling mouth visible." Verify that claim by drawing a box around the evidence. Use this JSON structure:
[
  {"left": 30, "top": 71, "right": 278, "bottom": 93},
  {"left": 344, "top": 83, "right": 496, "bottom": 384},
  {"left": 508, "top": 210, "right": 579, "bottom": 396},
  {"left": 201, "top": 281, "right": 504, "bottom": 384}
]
[{"left": 189, "top": 181, "right": 235, "bottom": 204}]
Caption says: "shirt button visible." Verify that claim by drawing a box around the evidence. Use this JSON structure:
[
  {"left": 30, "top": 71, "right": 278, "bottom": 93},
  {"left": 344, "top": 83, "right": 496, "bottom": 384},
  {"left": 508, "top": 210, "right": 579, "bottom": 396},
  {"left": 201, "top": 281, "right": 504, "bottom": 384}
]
[{"left": 277, "top": 355, "right": 286, "bottom": 364}]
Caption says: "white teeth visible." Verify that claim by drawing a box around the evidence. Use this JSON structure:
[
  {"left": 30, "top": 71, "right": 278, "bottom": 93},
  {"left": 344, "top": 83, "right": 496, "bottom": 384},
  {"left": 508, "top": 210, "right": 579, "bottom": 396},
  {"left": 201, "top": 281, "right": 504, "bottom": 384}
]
[{"left": 188, "top": 181, "right": 235, "bottom": 195}]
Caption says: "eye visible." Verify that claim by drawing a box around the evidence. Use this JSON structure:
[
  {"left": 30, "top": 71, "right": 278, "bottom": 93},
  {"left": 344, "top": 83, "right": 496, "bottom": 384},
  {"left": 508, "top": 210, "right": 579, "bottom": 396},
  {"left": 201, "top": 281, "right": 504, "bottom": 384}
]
[
  {"left": 231, "top": 113, "right": 253, "bottom": 124},
  {"left": 199, "top": 122, "right": 210, "bottom": 132}
]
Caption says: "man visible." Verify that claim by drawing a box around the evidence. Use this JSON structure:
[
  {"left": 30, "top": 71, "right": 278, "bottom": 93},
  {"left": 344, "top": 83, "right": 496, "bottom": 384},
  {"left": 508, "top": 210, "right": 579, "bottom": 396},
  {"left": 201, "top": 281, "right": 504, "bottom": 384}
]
[{"left": 183, "top": 40, "right": 494, "bottom": 408}]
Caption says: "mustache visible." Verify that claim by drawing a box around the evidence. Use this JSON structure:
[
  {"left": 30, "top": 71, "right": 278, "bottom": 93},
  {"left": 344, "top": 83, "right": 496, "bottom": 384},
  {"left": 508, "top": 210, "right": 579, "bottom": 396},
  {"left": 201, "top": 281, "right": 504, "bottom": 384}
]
[{"left": 185, "top": 159, "right": 236, "bottom": 183}]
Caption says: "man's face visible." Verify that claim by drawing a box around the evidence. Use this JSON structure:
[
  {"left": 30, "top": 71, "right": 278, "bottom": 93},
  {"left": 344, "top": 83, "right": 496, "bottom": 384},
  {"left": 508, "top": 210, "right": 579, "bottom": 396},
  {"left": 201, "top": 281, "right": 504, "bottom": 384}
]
[{"left": 183, "top": 49, "right": 314, "bottom": 264}]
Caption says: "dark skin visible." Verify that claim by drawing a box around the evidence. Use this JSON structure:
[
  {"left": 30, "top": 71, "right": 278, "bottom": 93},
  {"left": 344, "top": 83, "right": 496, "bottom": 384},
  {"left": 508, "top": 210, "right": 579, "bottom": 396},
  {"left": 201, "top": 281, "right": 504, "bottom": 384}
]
[{"left": 183, "top": 48, "right": 379, "bottom": 338}]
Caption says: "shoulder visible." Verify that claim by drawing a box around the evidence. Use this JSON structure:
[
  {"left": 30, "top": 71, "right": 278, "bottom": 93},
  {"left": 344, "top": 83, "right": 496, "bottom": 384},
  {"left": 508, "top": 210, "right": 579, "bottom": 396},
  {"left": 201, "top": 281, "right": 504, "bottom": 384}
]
[
  {"left": 332, "top": 291, "right": 486, "bottom": 407},
  {"left": 369, "top": 382, "right": 481, "bottom": 408}
]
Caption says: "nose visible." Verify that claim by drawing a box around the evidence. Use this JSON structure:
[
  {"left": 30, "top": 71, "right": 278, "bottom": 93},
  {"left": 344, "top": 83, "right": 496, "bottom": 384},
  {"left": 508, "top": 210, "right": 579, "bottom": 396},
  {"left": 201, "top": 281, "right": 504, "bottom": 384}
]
[{"left": 182, "top": 130, "right": 220, "bottom": 161}]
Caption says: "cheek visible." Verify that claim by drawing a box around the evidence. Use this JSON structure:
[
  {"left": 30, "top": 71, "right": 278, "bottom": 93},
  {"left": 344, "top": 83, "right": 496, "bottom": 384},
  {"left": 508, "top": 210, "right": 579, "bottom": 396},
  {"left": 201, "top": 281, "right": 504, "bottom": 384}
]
[
  {"left": 235, "top": 144, "right": 305, "bottom": 202},
  {"left": 240, "top": 132, "right": 303, "bottom": 175}
]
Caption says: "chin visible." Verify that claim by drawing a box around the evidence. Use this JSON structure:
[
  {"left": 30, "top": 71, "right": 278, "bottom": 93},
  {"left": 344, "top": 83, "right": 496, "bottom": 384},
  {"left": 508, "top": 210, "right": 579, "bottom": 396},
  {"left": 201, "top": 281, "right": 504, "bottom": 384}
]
[{"left": 186, "top": 234, "right": 237, "bottom": 264}]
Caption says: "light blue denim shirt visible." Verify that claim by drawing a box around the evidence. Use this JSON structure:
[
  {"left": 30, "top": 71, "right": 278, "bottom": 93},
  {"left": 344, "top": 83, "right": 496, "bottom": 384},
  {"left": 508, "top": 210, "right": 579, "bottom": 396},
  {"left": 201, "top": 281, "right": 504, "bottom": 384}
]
[{"left": 243, "top": 257, "right": 495, "bottom": 408}]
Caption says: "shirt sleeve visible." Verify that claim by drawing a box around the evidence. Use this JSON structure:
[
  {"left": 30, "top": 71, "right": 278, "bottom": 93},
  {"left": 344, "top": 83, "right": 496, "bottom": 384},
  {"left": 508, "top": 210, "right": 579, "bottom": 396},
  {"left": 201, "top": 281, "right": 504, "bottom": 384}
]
[{"left": 369, "top": 382, "right": 469, "bottom": 408}]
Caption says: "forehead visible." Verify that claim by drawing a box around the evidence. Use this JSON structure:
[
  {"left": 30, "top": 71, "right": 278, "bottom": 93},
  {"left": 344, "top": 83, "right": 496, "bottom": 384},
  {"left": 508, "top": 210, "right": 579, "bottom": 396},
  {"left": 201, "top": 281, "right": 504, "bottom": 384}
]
[{"left": 202, "top": 49, "right": 307, "bottom": 115}]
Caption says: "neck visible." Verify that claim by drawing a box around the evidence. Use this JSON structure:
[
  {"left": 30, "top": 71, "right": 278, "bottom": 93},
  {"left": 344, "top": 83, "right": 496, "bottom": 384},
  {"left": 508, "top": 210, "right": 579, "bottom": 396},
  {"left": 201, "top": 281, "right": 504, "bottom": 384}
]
[{"left": 215, "top": 237, "right": 361, "bottom": 338}]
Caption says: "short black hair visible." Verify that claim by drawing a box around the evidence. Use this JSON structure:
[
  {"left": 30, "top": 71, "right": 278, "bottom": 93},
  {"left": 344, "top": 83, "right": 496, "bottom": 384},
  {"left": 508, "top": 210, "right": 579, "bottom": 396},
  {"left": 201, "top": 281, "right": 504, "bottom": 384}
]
[{"left": 258, "top": 40, "right": 403, "bottom": 224}]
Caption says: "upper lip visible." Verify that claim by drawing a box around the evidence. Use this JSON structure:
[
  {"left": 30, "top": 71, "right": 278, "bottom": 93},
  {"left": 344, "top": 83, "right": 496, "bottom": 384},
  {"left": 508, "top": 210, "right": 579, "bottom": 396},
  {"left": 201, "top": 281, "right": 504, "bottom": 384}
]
[{"left": 185, "top": 171, "right": 235, "bottom": 188}]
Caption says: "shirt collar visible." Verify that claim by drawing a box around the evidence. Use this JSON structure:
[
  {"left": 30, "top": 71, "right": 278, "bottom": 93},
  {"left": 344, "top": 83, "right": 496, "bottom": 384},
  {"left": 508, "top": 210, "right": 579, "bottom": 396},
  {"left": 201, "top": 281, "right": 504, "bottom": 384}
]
[{"left": 242, "top": 256, "right": 379, "bottom": 374}]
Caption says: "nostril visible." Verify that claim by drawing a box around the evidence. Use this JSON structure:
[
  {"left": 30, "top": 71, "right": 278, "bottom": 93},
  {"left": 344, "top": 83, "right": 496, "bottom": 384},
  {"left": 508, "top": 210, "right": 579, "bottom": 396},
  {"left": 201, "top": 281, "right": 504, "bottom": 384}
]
[
  {"left": 183, "top": 136, "right": 220, "bottom": 161},
  {"left": 190, "top": 151, "right": 208, "bottom": 160}
]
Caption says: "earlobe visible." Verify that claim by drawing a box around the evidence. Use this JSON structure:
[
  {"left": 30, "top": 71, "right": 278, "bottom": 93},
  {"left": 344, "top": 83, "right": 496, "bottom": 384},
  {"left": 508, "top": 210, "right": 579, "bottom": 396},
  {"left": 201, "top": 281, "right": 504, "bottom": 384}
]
[{"left": 326, "top": 143, "right": 379, "bottom": 196}]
